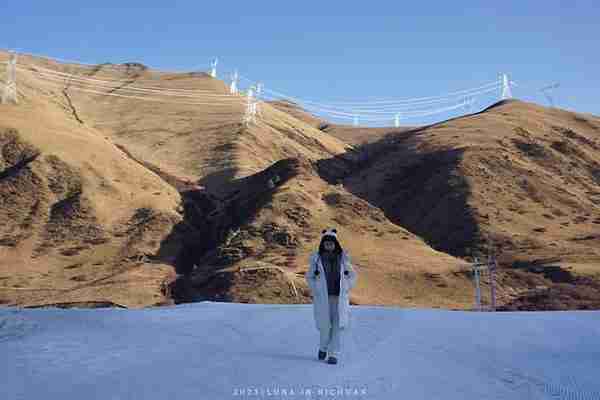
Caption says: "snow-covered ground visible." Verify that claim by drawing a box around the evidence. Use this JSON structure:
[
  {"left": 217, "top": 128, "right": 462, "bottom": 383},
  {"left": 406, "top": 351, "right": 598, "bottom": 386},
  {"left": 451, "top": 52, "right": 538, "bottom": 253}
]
[{"left": 2, "top": 302, "right": 600, "bottom": 400}]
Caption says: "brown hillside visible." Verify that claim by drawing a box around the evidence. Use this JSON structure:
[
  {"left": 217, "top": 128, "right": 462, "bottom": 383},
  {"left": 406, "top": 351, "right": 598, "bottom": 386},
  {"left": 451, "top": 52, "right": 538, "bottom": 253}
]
[
  {"left": 10, "top": 55, "right": 349, "bottom": 194},
  {"left": 268, "top": 100, "right": 325, "bottom": 129},
  {"left": 329, "top": 99, "right": 600, "bottom": 309},
  {"left": 0, "top": 82, "right": 183, "bottom": 308},
  {"left": 1, "top": 51, "right": 477, "bottom": 310},
  {"left": 173, "top": 156, "right": 473, "bottom": 309}
]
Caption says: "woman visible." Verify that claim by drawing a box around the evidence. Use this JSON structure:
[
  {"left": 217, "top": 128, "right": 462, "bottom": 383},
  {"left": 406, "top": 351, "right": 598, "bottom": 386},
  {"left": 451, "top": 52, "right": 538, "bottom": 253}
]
[{"left": 305, "top": 228, "right": 358, "bottom": 365}]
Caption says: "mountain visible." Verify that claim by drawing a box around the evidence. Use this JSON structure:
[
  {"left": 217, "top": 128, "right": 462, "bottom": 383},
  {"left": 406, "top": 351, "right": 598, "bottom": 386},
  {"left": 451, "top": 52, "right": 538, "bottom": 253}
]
[
  {"left": 326, "top": 99, "right": 600, "bottom": 309},
  {"left": 2, "top": 50, "right": 599, "bottom": 310},
  {"left": 0, "top": 51, "right": 472, "bottom": 310},
  {"left": 0, "top": 54, "right": 184, "bottom": 308}
]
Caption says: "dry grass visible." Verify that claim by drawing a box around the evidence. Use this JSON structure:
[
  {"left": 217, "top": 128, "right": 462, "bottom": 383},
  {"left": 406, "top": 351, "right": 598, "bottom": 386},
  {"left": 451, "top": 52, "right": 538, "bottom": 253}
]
[{"left": 2, "top": 51, "right": 599, "bottom": 310}]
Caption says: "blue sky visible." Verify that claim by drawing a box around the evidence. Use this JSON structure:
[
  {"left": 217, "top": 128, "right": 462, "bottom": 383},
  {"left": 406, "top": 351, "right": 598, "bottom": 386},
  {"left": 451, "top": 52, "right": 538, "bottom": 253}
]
[{"left": 2, "top": 1, "right": 598, "bottom": 125}]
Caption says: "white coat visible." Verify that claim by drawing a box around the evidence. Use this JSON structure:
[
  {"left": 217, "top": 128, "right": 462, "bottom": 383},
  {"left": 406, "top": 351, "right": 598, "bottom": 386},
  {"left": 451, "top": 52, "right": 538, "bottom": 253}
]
[{"left": 305, "top": 250, "right": 357, "bottom": 332}]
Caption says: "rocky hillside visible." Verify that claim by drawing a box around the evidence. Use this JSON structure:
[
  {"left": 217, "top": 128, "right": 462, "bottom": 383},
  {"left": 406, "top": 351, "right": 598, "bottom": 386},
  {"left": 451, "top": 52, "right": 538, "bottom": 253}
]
[
  {"left": 2, "top": 51, "right": 599, "bottom": 310},
  {"left": 0, "top": 51, "right": 474, "bottom": 310},
  {"left": 328, "top": 99, "right": 600, "bottom": 309}
]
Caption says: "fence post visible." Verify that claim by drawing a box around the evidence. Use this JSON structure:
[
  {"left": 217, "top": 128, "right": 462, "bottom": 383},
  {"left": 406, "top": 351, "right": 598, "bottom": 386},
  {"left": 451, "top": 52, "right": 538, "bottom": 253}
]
[
  {"left": 472, "top": 257, "right": 482, "bottom": 311},
  {"left": 489, "top": 255, "right": 498, "bottom": 311}
]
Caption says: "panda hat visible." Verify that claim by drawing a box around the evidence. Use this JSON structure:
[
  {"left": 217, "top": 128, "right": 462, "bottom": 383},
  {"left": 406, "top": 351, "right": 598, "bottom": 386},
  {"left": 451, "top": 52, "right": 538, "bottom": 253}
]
[
  {"left": 319, "top": 227, "right": 343, "bottom": 255},
  {"left": 321, "top": 228, "right": 338, "bottom": 240}
]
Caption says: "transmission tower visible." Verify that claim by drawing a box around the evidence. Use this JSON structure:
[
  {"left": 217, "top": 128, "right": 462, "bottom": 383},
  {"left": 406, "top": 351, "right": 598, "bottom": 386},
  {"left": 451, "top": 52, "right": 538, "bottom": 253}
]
[
  {"left": 500, "top": 73, "right": 512, "bottom": 100},
  {"left": 210, "top": 58, "right": 218, "bottom": 78},
  {"left": 394, "top": 113, "right": 402, "bottom": 128},
  {"left": 464, "top": 96, "right": 475, "bottom": 113},
  {"left": 230, "top": 70, "right": 239, "bottom": 94},
  {"left": 254, "top": 82, "right": 263, "bottom": 117},
  {"left": 244, "top": 85, "right": 256, "bottom": 126},
  {"left": 255, "top": 82, "right": 263, "bottom": 97},
  {"left": 540, "top": 83, "right": 559, "bottom": 108},
  {"left": 1, "top": 52, "right": 18, "bottom": 104}
]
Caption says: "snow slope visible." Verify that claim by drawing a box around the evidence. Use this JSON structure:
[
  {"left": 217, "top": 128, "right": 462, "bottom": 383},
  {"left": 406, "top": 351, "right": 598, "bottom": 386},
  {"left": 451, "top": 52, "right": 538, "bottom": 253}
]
[{"left": 1, "top": 302, "right": 599, "bottom": 399}]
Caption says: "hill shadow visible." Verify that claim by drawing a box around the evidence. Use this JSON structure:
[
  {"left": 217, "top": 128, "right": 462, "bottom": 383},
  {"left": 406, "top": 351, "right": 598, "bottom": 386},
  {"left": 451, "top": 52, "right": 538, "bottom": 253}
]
[
  {"left": 156, "top": 158, "right": 308, "bottom": 303},
  {"left": 314, "top": 116, "right": 489, "bottom": 258}
]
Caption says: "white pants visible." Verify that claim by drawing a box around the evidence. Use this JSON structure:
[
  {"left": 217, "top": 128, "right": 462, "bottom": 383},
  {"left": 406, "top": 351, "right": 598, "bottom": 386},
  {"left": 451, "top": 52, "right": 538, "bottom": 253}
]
[{"left": 318, "top": 295, "right": 344, "bottom": 357}]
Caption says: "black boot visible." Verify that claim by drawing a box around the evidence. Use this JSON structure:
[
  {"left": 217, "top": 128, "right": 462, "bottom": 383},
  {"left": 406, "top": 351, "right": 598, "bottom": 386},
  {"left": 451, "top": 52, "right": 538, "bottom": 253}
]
[
  {"left": 318, "top": 350, "right": 327, "bottom": 360},
  {"left": 327, "top": 356, "right": 338, "bottom": 364}
]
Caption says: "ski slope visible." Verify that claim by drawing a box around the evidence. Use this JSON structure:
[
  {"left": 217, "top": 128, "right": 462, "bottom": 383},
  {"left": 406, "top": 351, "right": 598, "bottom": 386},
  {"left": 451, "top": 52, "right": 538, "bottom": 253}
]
[{"left": 2, "top": 302, "right": 600, "bottom": 399}]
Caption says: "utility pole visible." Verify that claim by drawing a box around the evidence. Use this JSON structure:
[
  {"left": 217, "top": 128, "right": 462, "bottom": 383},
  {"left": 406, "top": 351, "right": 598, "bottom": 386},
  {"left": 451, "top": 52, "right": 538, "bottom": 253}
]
[{"left": 1, "top": 52, "right": 18, "bottom": 105}]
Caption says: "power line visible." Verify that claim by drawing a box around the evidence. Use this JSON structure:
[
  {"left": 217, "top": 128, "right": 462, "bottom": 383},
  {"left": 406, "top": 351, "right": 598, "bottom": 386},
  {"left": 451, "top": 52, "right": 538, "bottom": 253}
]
[
  {"left": 241, "top": 74, "right": 500, "bottom": 106},
  {"left": 262, "top": 92, "right": 474, "bottom": 119},
  {"left": 18, "top": 69, "right": 244, "bottom": 102},
  {"left": 5, "top": 48, "right": 528, "bottom": 128},
  {"left": 261, "top": 85, "right": 499, "bottom": 113},
  {"left": 260, "top": 86, "right": 498, "bottom": 116},
  {"left": 20, "top": 68, "right": 247, "bottom": 108},
  {"left": 19, "top": 64, "right": 240, "bottom": 97}
]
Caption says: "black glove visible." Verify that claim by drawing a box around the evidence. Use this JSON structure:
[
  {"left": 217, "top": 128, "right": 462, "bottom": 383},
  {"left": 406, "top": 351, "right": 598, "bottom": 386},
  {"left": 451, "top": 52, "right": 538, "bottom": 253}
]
[
  {"left": 344, "top": 270, "right": 349, "bottom": 276},
  {"left": 314, "top": 269, "right": 320, "bottom": 276}
]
